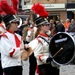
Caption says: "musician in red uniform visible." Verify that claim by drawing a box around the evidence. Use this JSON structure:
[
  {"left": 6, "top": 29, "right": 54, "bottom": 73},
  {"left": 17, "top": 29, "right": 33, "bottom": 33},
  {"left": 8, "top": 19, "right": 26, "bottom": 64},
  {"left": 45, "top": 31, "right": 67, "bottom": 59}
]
[
  {"left": 0, "top": 15, "right": 6, "bottom": 75},
  {"left": 23, "top": 3, "right": 59, "bottom": 75},
  {"left": 0, "top": 14, "right": 28, "bottom": 75}
]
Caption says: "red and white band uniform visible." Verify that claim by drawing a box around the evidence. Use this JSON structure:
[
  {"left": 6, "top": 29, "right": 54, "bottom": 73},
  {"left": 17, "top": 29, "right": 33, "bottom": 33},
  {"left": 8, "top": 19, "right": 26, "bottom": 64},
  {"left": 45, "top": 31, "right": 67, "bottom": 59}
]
[
  {"left": 0, "top": 31, "right": 23, "bottom": 69},
  {"left": 0, "top": 22, "right": 6, "bottom": 34},
  {"left": 26, "top": 26, "right": 37, "bottom": 42},
  {"left": 28, "top": 33, "right": 50, "bottom": 65}
]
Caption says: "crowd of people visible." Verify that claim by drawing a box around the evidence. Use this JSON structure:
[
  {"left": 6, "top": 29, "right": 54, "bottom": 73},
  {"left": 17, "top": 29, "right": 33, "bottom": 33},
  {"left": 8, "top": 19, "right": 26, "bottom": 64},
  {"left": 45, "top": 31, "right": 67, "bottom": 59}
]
[{"left": 0, "top": 14, "right": 75, "bottom": 75}]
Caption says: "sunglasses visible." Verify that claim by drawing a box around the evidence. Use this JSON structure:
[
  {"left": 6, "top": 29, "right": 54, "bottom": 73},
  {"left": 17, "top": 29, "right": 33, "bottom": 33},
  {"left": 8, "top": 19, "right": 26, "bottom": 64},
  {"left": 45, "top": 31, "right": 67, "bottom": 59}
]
[{"left": 42, "top": 24, "right": 50, "bottom": 26}]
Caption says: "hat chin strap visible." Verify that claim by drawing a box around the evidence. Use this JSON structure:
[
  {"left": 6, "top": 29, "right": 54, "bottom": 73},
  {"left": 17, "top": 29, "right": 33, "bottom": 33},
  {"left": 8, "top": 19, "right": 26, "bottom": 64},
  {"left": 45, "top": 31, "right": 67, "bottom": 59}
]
[{"left": 18, "top": 18, "right": 22, "bottom": 28}]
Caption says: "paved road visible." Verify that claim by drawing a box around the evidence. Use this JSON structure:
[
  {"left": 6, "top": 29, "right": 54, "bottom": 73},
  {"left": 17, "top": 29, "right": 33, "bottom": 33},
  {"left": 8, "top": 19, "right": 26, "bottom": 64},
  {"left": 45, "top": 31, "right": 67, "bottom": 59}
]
[
  {"left": 22, "top": 58, "right": 38, "bottom": 75},
  {"left": 22, "top": 59, "right": 29, "bottom": 75},
  {"left": 22, "top": 58, "right": 75, "bottom": 75}
]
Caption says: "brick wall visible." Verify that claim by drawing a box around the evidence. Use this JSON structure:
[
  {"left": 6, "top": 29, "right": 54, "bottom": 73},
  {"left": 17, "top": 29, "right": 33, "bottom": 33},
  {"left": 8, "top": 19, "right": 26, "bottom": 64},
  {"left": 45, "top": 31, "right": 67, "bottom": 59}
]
[
  {"left": 32, "top": 0, "right": 66, "bottom": 4},
  {"left": 49, "top": 11, "right": 67, "bottom": 21},
  {"left": 67, "top": 0, "right": 75, "bottom": 2}
]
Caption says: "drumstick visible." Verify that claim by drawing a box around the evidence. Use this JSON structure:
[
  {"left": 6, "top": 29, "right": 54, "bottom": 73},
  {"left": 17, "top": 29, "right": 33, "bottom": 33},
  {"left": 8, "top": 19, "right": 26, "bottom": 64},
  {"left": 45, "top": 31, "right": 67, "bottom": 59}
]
[{"left": 52, "top": 47, "right": 63, "bottom": 58}]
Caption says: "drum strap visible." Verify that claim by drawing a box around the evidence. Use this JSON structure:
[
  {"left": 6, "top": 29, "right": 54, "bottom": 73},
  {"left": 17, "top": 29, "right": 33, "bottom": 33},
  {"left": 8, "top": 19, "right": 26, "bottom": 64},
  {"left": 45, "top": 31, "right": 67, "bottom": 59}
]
[{"left": 37, "top": 36, "right": 50, "bottom": 44}]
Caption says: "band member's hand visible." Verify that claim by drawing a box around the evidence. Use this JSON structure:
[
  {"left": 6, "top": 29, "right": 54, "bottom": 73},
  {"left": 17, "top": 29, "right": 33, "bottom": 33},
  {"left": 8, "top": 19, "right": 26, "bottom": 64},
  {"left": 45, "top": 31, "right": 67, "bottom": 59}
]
[
  {"left": 46, "top": 57, "right": 52, "bottom": 63},
  {"left": 20, "top": 45, "right": 24, "bottom": 50},
  {"left": 24, "top": 44, "right": 29, "bottom": 51}
]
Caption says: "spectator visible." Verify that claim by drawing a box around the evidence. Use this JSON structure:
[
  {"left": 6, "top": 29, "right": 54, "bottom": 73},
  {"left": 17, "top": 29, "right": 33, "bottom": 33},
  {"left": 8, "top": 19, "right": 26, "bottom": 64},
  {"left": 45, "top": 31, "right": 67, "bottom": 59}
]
[
  {"left": 49, "top": 19, "right": 56, "bottom": 37},
  {"left": 68, "top": 19, "right": 75, "bottom": 32},
  {"left": 25, "top": 21, "right": 37, "bottom": 75},
  {"left": 16, "top": 18, "right": 30, "bottom": 36},
  {"left": 55, "top": 20, "right": 65, "bottom": 33},
  {"left": 64, "top": 18, "right": 70, "bottom": 31}
]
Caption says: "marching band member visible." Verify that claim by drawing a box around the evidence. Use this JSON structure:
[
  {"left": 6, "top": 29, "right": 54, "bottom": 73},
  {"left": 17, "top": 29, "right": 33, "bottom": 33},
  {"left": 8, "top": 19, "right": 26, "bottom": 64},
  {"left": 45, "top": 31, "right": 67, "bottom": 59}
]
[
  {"left": 26, "top": 21, "right": 37, "bottom": 43},
  {"left": 0, "top": 15, "right": 32, "bottom": 75},
  {"left": 24, "top": 17, "right": 59, "bottom": 75},
  {"left": 0, "top": 15, "right": 6, "bottom": 75},
  {"left": 25, "top": 21, "right": 37, "bottom": 75},
  {"left": 22, "top": 3, "right": 59, "bottom": 75},
  {"left": 0, "top": 16, "right": 6, "bottom": 34}
]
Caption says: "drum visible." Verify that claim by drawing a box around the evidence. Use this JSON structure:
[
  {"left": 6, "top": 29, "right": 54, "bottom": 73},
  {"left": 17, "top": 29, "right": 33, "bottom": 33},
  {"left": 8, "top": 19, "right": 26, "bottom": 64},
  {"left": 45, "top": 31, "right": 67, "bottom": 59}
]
[{"left": 49, "top": 32, "right": 75, "bottom": 66}]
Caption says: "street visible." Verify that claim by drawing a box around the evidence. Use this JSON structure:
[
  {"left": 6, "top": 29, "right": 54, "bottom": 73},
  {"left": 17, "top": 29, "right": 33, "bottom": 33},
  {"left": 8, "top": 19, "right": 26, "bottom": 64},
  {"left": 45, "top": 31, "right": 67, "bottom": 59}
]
[
  {"left": 22, "top": 58, "right": 38, "bottom": 75},
  {"left": 22, "top": 59, "right": 29, "bottom": 75}
]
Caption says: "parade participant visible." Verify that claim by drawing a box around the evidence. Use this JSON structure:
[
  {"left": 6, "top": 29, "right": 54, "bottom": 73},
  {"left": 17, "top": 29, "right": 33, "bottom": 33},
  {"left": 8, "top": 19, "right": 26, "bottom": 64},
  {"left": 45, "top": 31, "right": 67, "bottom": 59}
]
[
  {"left": 22, "top": 3, "right": 59, "bottom": 75},
  {"left": 0, "top": 14, "right": 32, "bottom": 75},
  {"left": 25, "top": 21, "right": 37, "bottom": 75},
  {"left": 24, "top": 17, "right": 59, "bottom": 75},
  {"left": 26, "top": 21, "right": 37, "bottom": 43},
  {"left": 0, "top": 15, "right": 6, "bottom": 34},
  {"left": 0, "top": 15, "right": 6, "bottom": 75}
]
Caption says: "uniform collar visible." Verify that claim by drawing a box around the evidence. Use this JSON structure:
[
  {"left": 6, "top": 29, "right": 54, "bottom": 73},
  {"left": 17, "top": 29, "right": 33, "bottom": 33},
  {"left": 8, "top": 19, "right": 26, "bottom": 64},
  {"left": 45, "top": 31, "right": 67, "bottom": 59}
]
[
  {"left": 7, "top": 30, "right": 14, "bottom": 34},
  {"left": 39, "top": 33, "right": 49, "bottom": 37}
]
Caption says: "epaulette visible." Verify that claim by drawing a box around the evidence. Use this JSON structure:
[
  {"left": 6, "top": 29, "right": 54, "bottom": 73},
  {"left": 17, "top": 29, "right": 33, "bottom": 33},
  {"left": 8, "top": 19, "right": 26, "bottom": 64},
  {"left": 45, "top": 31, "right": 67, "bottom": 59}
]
[
  {"left": 0, "top": 32, "right": 8, "bottom": 38},
  {"left": 0, "top": 24, "right": 5, "bottom": 28},
  {"left": 36, "top": 38, "right": 43, "bottom": 45}
]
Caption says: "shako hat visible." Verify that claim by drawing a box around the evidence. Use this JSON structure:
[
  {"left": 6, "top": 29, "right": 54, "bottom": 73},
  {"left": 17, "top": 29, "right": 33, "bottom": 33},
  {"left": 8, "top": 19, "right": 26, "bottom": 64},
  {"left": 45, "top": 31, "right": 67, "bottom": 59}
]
[
  {"left": 31, "top": 3, "right": 49, "bottom": 27},
  {"left": 35, "top": 17, "right": 50, "bottom": 26},
  {"left": 3, "top": 14, "right": 19, "bottom": 27}
]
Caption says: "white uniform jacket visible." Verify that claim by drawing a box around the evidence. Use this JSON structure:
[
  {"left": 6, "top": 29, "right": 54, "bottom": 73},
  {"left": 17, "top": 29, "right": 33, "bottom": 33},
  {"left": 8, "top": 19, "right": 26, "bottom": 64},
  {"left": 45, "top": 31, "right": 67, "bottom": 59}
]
[
  {"left": 28, "top": 33, "right": 50, "bottom": 65},
  {"left": 0, "top": 31, "right": 23, "bottom": 69},
  {"left": 26, "top": 26, "right": 37, "bottom": 42},
  {"left": 26, "top": 27, "right": 34, "bottom": 42}
]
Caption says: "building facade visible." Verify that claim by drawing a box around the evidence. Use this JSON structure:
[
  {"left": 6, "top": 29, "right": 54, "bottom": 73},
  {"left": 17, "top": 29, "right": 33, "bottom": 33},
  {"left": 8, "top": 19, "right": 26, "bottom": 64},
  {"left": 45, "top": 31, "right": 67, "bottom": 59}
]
[
  {"left": 32, "top": 0, "right": 67, "bottom": 22},
  {"left": 20, "top": 0, "right": 66, "bottom": 22},
  {"left": 18, "top": 0, "right": 75, "bottom": 21},
  {"left": 66, "top": 0, "right": 75, "bottom": 20}
]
